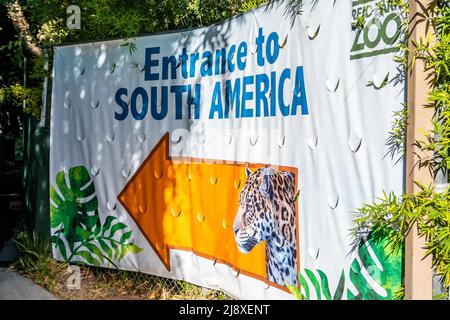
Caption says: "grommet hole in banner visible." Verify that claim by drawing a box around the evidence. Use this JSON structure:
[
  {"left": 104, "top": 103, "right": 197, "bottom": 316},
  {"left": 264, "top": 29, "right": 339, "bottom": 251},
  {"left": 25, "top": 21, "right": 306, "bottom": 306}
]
[
  {"left": 308, "top": 246, "right": 320, "bottom": 260},
  {"left": 137, "top": 133, "right": 146, "bottom": 143},
  {"left": 278, "top": 135, "right": 286, "bottom": 148},
  {"left": 90, "top": 167, "right": 100, "bottom": 176},
  {"left": 222, "top": 219, "right": 228, "bottom": 230},
  {"left": 106, "top": 133, "right": 115, "bottom": 143},
  {"left": 171, "top": 208, "right": 181, "bottom": 218},
  {"left": 224, "top": 134, "right": 233, "bottom": 145},
  {"left": 349, "top": 135, "right": 362, "bottom": 153},
  {"left": 121, "top": 167, "right": 131, "bottom": 178},
  {"left": 138, "top": 204, "right": 147, "bottom": 214},
  {"left": 153, "top": 170, "right": 164, "bottom": 180},
  {"left": 77, "top": 132, "right": 85, "bottom": 142},
  {"left": 249, "top": 135, "right": 258, "bottom": 146},
  {"left": 308, "top": 136, "right": 318, "bottom": 149},
  {"left": 327, "top": 193, "right": 339, "bottom": 209},
  {"left": 209, "top": 175, "right": 218, "bottom": 186},
  {"left": 90, "top": 100, "right": 99, "bottom": 109},
  {"left": 326, "top": 77, "right": 340, "bottom": 93},
  {"left": 107, "top": 201, "right": 117, "bottom": 211},
  {"left": 307, "top": 25, "right": 321, "bottom": 40},
  {"left": 197, "top": 212, "right": 205, "bottom": 222}
]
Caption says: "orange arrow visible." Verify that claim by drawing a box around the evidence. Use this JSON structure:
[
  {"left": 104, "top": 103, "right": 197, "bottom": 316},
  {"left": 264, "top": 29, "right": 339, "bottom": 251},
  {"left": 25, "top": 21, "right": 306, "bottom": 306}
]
[{"left": 118, "top": 133, "right": 299, "bottom": 290}]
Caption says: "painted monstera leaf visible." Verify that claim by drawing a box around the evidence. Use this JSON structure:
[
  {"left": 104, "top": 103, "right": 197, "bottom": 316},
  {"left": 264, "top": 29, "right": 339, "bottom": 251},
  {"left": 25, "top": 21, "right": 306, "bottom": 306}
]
[
  {"left": 348, "top": 235, "right": 403, "bottom": 300},
  {"left": 50, "top": 166, "right": 99, "bottom": 251},
  {"left": 291, "top": 233, "right": 403, "bottom": 300},
  {"left": 50, "top": 165, "right": 143, "bottom": 265},
  {"left": 293, "top": 268, "right": 345, "bottom": 300}
]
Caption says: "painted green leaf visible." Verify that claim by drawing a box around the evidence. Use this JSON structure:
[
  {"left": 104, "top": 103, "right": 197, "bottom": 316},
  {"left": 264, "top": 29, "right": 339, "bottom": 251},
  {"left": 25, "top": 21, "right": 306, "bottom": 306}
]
[
  {"left": 333, "top": 270, "right": 345, "bottom": 300},
  {"left": 75, "top": 250, "right": 100, "bottom": 266},
  {"left": 299, "top": 272, "right": 310, "bottom": 300},
  {"left": 51, "top": 235, "right": 67, "bottom": 261},
  {"left": 120, "top": 230, "right": 133, "bottom": 243},
  {"left": 84, "top": 242, "right": 105, "bottom": 263},
  {"left": 75, "top": 226, "right": 92, "bottom": 239},
  {"left": 50, "top": 165, "right": 144, "bottom": 266},
  {"left": 115, "top": 243, "right": 124, "bottom": 260},
  {"left": 293, "top": 189, "right": 300, "bottom": 202},
  {"left": 109, "top": 240, "right": 120, "bottom": 259},
  {"left": 317, "top": 270, "right": 331, "bottom": 300},
  {"left": 304, "top": 269, "right": 321, "bottom": 300},
  {"left": 50, "top": 235, "right": 58, "bottom": 244},
  {"left": 50, "top": 166, "right": 99, "bottom": 246},
  {"left": 119, "top": 244, "right": 128, "bottom": 260},
  {"left": 299, "top": 268, "right": 346, "bottom": 301},
  {"left": 101, "top": 216, "right": 117, "bottom": 236},
  {"left": 347, "top": 234, "right": 403, "bottom": 300},
  {"left": 127, "top": 243, "right": 143, "bottom": 254},
  {"left": 287, "top": 284, "right": 303, "bottom": 300},
  {"left": 98, "top": 239, "right": 112, "bottom": 259},
  {"left": 93, "top": 222, "right": 101, "bottom": 236},
  {"left": 110, "top": 223, "right": 127, "bottom": 238},
  {"left": 348, "top": 258, "right": 379, "bottom": 300}
]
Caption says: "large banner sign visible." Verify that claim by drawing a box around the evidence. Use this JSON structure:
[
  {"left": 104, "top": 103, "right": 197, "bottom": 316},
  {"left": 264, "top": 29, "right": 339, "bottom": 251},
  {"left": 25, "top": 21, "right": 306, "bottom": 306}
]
[{"left": 50, "top": 1, "right": 405, "bottom": 299}]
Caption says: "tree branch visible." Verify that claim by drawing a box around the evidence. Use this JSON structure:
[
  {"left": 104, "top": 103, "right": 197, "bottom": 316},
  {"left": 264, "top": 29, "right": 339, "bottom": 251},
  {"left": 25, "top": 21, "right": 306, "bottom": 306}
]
[{"left": 5, "top": 0, "right": 42, "bottom": 56}]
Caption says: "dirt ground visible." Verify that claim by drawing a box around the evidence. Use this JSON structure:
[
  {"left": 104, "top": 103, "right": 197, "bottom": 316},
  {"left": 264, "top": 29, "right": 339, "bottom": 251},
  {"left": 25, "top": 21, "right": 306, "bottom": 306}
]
[{"left": 14, "top": 261, "right": 230, "bottom": 300}]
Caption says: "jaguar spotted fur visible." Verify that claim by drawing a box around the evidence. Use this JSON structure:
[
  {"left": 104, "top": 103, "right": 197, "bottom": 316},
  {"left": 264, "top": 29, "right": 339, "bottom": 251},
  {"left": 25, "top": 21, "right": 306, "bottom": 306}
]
[{"left": 233, "top": 165, "right": 298, "bottom": 287}]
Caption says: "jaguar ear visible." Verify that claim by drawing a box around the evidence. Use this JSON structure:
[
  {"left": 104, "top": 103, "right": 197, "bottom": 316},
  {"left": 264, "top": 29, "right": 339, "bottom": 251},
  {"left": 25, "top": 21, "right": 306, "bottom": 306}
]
[
  {"left": 281, "top": 171, "right": 295, "bottom": 194},
  {"left": 282, "top": 171, "right": 295, "bottom": 183},
  {"left": 245, "top": 163, "right": 253, "bottom": 178},
  {"left": 260, "top": 169, "right": 273, "bottom": 198}
]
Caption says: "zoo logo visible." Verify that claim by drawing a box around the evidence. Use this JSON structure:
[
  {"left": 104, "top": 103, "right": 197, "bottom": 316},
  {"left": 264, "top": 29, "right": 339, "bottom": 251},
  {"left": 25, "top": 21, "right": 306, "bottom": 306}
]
[{"left": 350, "top": 0, "right": 403, "bottom": 60}]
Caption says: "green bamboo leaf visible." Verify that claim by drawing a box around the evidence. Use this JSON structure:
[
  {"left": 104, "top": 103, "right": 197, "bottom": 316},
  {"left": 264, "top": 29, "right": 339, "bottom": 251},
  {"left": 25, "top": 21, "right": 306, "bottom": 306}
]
[{"left": 304, "top": 269, "right": 321, "bottom": 300}]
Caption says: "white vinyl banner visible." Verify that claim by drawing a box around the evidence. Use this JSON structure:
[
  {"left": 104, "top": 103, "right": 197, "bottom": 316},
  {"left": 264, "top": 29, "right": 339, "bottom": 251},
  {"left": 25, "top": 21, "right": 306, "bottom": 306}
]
[{"left": 50, "top": 0, "right": 405, "bottom": 299}]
